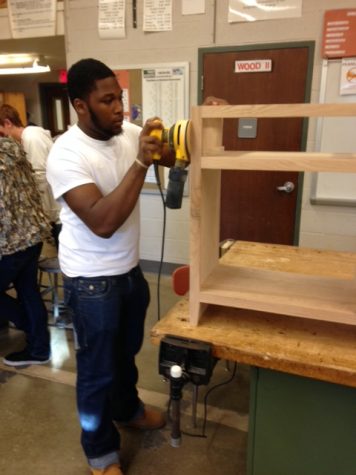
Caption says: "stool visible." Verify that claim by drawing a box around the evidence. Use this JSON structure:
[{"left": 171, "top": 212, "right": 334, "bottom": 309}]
[{"left": 38, "top": 256, "right": 63, "bottom": 322}]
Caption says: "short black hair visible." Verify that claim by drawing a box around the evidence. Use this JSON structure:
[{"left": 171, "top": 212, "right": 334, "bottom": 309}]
[{"left": 67, "top": 58, "right": 115, "bottom": 105}]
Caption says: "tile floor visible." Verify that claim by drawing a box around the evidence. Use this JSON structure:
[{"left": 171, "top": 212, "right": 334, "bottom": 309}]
[{"left": 0, "top": 269, "right": 249, "bottom": 475}]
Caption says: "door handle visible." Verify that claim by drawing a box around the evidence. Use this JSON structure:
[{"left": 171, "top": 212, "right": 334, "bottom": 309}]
[{"left": 276, "top": 181, "right": 295, "bottom": 193}]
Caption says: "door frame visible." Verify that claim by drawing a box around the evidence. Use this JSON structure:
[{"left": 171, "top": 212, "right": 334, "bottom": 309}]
[
  {"left": 197, "top": 41, "right": 315, "bottom": 245},
  {"left": 39, "top": 82, "right": 70, "bottom": 138}
]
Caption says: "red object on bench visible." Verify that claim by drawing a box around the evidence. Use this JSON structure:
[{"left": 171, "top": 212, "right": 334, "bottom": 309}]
[{"left": 172, "top": 265, "right": 190, "bottom": 296}]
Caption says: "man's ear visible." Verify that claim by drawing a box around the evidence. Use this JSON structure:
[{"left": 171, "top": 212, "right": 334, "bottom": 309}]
[
  {"left": 73, "top": 98, "right": 88, "bottom": 116},
  {"left": 0, "top": 118, "right": 14, "bottom": 135}
]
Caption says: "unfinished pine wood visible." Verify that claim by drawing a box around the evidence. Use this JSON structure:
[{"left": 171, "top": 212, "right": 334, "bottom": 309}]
[
  {"left": 189, "top": 108, "right": 222, "bottom": 324},
  {"left": 201, "top": 151, "right": 356, "bottom": 172},
  {"left": 200, "top": 264, "right": 356, "bottom": 325},
  {"left": 223, "top": 241, "right": 356, "bottom": 279},
  {"left": 189, "top": 105, "right": 205, "bottom": 322},
  {"left": 189, "top": 102, "right": 356, "bottom": 325},
  {"left": 200, "top": 103, "right": 356, "bottom": 119}
]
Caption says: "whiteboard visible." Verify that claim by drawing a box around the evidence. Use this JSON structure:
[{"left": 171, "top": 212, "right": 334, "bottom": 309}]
[{"left": 310, "top": 60, "right": 356, "bottom": 206}]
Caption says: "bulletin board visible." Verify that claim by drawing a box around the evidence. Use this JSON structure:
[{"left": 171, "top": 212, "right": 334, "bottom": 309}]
[
  {"left": 310, "top": 59, "right": 356, "bottom": 206},
  {"left": 113, "top": 62, "right": 189, "bottom": 194}
]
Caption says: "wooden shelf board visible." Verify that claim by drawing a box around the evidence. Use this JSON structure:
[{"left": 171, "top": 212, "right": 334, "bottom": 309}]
[
  {"left": 201, "top": 151, "right": 356, "bottom": 172},
  {"left": 199, "top": 103, "right": 356, "bottom": 119},
  {"left": 221, "top": 241, "right": 356, "bottom": 279},
  {"left": 199, "top": 264, "right": 356, "bottom": 326}
]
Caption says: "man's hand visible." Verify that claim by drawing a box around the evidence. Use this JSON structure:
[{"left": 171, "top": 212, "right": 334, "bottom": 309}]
[
  {"left": 203, "top": 96, "right": 229, "bottom": 105},
  {"left": 136, "top": 117, "right": 164, "bottom": 168}
]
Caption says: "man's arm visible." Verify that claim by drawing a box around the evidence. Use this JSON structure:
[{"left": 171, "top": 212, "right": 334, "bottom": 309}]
[
  {"left": 67, "top": 97, "right": 229, "bottom": 236},
  {"left": 63, "top": 119, "right": 163, "bottom": 239}
]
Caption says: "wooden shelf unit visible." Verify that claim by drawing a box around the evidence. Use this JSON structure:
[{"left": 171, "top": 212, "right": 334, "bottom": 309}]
[{"left": 189, "top": 103, "right": 356, "bottom": 326}]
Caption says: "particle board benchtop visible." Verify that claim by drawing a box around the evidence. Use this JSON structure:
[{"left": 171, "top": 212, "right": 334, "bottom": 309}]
[{"left": 151, "top": 241, "right": 356, "bottom": 388}]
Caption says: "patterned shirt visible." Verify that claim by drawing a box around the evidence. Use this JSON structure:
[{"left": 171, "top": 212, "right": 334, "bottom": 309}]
[{"left": 0, "top": 137, "right": 51, "bottom": 257}]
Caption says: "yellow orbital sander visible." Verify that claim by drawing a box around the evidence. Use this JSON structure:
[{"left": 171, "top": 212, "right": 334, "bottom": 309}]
[{"left": 150, "top": 119, "right": 191, "bottom": 209}]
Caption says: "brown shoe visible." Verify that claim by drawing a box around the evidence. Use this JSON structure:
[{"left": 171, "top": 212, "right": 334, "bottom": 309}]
[
  {"left": 123, "top": 406, "right": 166, "bottom": 430},
  {"left": 90, "top": 464, "right": 123, "bottom": 474}
]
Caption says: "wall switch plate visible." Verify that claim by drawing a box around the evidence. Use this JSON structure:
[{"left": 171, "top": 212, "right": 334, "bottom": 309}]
[{"left": 238, "top": 118, "right": 257, "bottom": 138}]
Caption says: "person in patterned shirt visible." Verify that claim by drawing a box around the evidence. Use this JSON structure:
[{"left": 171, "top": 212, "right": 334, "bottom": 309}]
[
  {"left": 0, "top": 136, "right": 52, "bottom": 366},
  {"left": 0, "top": 104, "right": 61, "bottom": 248}
]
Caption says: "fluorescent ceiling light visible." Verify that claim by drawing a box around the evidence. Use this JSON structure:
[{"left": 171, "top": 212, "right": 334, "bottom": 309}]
[
  {"left": 0, "top": 53, "right": 35, "bottom": 66},
  {"left": 0, "top": 58, "right": 50, "bottom": 75}
]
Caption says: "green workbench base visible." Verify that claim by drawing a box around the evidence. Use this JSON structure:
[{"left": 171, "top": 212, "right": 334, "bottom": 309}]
[{"left": 247, "top": 368, "right": 356, "bottom": 475}]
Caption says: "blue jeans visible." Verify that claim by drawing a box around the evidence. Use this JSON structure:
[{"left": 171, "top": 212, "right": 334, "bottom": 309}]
[
  {"left": 0, "top": 242, "right": 50, "bottom": 358},
  {"left": 63, "top": 265, "right": 150, "bottom": 467}
]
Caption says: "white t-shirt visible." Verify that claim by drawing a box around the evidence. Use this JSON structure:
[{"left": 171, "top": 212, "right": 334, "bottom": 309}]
[
  {"left": 46, "top": 122, "right": 142, "bottom": 277},
  {"left": 22, "top": 126, "right": 60, "bottom": 223}
]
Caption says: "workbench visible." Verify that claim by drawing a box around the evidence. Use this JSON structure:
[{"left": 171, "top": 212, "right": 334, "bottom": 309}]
[{"left": 151, "top": 241, "right": 356, "bottom": 475}]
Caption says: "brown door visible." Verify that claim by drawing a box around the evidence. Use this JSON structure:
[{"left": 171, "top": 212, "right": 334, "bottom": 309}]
[
  {"left": 0, "top": 92, "right": 27, "bottom": 125},
  {"left": 200, "top": 44, "right": 313, "bottom": 245},
  {"left": 39, "top": 83, "right": 70, "bottom": 137}
]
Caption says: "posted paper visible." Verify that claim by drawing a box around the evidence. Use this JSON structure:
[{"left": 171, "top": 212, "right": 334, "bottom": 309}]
[
  {"left": 228, "top": 0, "right": 302, "bottom": 23},
  {"left": 8, "top": 0, "right": 56, "bottom": 38},
  {"left": 182, "top": 0, "right": 205, "bottom": 15},
  {"left": 98, "top": 0, "right": 125, "bottom": 39},
  {"left": 143, "top": 0, "right": 172, "bottom": 32},
  {"left": 340, "top": 58, "right": 356, "bottom": 95}
]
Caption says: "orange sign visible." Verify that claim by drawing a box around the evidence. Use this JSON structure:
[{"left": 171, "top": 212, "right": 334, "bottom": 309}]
[
  {"left": 114, "top": 70, "right": 130, "bottom": 121},
  {"left": 322, "top": 9, "right": 356, "bottom": 59}
]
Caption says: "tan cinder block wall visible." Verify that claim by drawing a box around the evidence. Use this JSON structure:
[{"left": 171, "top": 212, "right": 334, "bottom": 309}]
[
  {"left": 2, "top": 0, "right": 354, "bottom": 262},
  {"left": 62, "top": 0, "right": 356, "bottom": 260}
]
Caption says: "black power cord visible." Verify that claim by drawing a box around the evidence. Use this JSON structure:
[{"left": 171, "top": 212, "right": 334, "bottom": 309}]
[
  {"left": 201, "top": 362, "right": 237, "bottom": 437},
  {"left": 166, "top": 362, "right": 238, "bottom": 439},
  {"left": 153, "top": 162, "right": 166, "bottom": 321},
  {"left": 153, "top": 163, "right": 238, "bottom": 441}
]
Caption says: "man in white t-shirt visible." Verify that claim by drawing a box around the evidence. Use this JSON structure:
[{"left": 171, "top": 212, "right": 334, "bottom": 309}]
[
  {"left": 46, "top": 58, "right": 175, "bottom": 475},
  {"left": 0, "top": 104, "right": 61, "bottom": 247}
]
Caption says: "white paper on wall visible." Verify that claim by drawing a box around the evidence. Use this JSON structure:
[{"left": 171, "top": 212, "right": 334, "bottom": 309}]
[
  {"left": 142, "top": 67, "right": 186, "bottom": 125},
  {"left": 340, "top": 58, "right": 356, "bottom": 96},
  {"left": 143, "top": 0, "right": 172, "bottom": 32},
  {"left": 98, "top": 0, "right": 125, "bottom": 39},
  {"left": 8, "top": 0, "right": 56, "bottom": 38},
  {"left": 228, "top": 0, "right": 302, "bottom": 23},
  {"left": 142, "top": 64, "right": 188, "bottom": 187},
  {"left": 182, "top": 0, "right": 205, "bottom": 15}
]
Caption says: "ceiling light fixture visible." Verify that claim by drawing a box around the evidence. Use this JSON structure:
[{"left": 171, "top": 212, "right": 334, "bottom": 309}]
[
  {"left": 0, "top": 53, "right": 34, "bottom": 66},
  {"left": 0, "top": 55, "right": 51, "bottom": 75}
]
